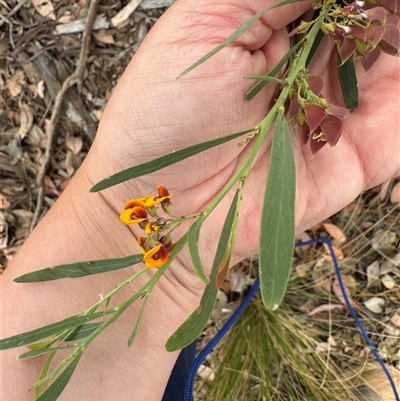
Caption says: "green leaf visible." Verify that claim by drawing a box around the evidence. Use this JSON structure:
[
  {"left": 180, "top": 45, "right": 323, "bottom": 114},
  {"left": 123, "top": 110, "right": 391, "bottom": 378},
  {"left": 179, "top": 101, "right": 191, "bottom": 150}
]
[
  {"left": 245, "top": 76, "right": 284, "bottom": 84},
  {"left": 338, "top": 53, "right": 358, "bottom": 110},
  {"left": 246, "top": 39, "right": 305, "bottom": 100},
  {"left": 166, "top": 189, "right": 240, "bottom": 351},
  {"left": 305, "top": 28, "right": 325, "bottom": 67},
  {"left": 127, "top": 293, "right": 149, "bottom": 347},
  {"left": 178, "top": 0, "right": 309, "bottom": 78},
  {"left": 259, "top": 109, "right": 296, "bottom": 310},
  {"left": 187, "top": 219, "right": 211, "bottom": 285},
  {"left": 64, "top": 323, "right": 101, "bottom": 341},
  {"left": 35, "top": 353, "right": 82, "bottom": 401},
  {"left": 34, "top": 351, "right": 56, "bottom": 400},
  {"left": 0, "top": 310, "right": 112, "bottom": 350},
  {"left": 90, "top": 128, "right": 255, "bottom": 192},
  {"left": 19, "top": 345, "right": 74, "bottom": 360},
  {"left": 13, "top": 254, "right": 143, "bottom": 282}
]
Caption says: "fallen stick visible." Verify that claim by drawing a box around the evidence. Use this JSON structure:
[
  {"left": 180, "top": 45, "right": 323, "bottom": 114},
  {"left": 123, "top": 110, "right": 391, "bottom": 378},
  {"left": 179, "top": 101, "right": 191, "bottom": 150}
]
[{"left": 30, "top": 0, "right": 101, "bottom": 231}]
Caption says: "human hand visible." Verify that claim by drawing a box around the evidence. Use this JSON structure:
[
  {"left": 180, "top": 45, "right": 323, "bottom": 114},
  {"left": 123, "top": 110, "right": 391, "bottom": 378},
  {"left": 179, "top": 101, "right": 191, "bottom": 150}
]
[
  {"left": 2, "top": 2, "right": 399, "bottom": 400},
  {"left": 88, "top": 0, "right": 399, "bottom": 276}
]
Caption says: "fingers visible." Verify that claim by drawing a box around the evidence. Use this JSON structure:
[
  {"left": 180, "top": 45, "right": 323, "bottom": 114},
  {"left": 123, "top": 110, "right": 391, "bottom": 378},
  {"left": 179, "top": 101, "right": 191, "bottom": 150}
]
[{"left": 152, "top": 0, "right": 311, "bottom": 51}]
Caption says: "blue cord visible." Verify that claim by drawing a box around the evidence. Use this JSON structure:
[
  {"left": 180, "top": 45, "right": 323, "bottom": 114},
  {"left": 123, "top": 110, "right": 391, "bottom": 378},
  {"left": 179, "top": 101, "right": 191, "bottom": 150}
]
[
  {"left": 183, "top": 275, "right": 260, "bottom": 401},
  {"left": 183, "top": 237, "right": 400, "bottom": 401}
]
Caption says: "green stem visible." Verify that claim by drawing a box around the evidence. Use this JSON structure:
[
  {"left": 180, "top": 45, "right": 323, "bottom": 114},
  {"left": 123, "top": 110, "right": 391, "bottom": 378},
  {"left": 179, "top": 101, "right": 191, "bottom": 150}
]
[
  {"left": 198, "top": 19, "right": 322, "bottom": 222},
  {"left": 32, "top": 235, "right": 188, "bottom": 390}
]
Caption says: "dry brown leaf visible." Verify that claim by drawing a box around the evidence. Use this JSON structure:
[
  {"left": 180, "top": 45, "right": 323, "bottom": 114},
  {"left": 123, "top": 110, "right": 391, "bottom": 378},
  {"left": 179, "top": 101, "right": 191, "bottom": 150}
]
[
  {"left": 381, "top": 274, "right": 395, "bottom": 289},
  {"left": 28, "top": 80, "right": 45, "bottom": 99},
  {"left": 197, "top": 365, "right": 215, "bottom": 382},
  {"left": 65, "top": 135, "right": 83, "bottom": 155},
  {"left": 366, "top": 260, "right": 380, "bottom": 288},
  {"left": 12, "top": 209, "right": 33, "bottom": 229},
  {"left": 323, "top": 222, "right": 347, "bottom": 244},
  {"left": 341, "top": 273, "right": 357, "bottom": 291},
  {"left": 93, "top": 109, "right": 103, "bottom": 121},
  {"left": 6, "top": 70, "right": 26, "bottom": 98},
  {"left": 371, "top": 230, "right": 397, "bottom": 250},
  {"left": 17, "top": 103, "right": 34, "bottom": 140},
  {"left": 390, "top": 181, "right": 400, "bottom": 203},
  {"left": 215, "top": 290, "right": 227, "bottom": 311},
  {"left": 347, "top": 363, "right": 400, "bottom": 401},
  {"left": 323, "top": 242, "right": 344, "bottom": 261},
  {"left": 295, "top": 262, "right": 313, "bottom": 277},
  {"left": 390, "top": 312, "right": 400, "bottom": 327},
  {"left": 0, "top": 212, "right": 8, "bottom": 250},
  {"left": 93, "top": 29, "right": 115, "bottom": 44},
  {"left": 44, "top": 176, "right": 60, "bottom": 197},
  {"left": 332, "top": 278, "right": 354, "bottom": 306},
  {"left": 308, "top": 303, "right": 343, "bottom": 316},
  {"left": 26, "top": 124, "right": 45, "bottom": 147},
  {"left": 31, "top": 0, "right": 56, "bottom": 20},
  {"left": 0, "top": 194, "right": 11, "bottom": 209},
  {"left": 312, "top": 259, "right": 332, "bottom": 295},
  {"left": 363, "top": 297, "right": 384, "bottom": 314},
  {"left": 380, "top": 252, "right": 400, "bottom": 274},
  {"left": 57, "top": 14, "right": 74, "bottom": 24},
  {"left": 65, "top": 150, "right": 81, "bottom": 177},
  {"left": 41, "top": 118, "right": 51, "bottom": 149}
]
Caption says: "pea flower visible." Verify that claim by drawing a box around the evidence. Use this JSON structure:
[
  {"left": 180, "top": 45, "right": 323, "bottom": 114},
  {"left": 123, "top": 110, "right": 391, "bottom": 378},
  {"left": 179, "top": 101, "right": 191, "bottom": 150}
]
[
  {"left": 143, "top": 244, "right": 170, "bottom": 268},
  {"left": 120, "top": 200, "right": 148, "bottom": 225},
  {"left": 121, "top": 186, "right": 174, "bottom": 269}
]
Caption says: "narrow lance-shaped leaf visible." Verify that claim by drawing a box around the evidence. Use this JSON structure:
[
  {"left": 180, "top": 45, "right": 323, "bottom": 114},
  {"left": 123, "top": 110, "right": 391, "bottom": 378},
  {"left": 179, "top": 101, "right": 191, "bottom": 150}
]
[
  {"left": 259, "top": 109, "right": 296, "bottom": 310},
  {"left": 178, "top": 0, "right": 309, "bottom": 78},
  {"left": 187, "top": 218, "right": 211, "bottom": 285},
  {"left": 127, "top": 293, "right": 149, "bottom": 347},
  {"left": 19, "top": 322, "right": 101, "bottom": 359},
  {"left": 338, "top": 52, "right": 358, "bottom": 110},
  {"left": 306, "top": 28, "right": 325, "bottom": 67},
  {"left": 90, "top": 128, "right": 255, "bottom": 192},
  {"left": 64, "top": 323, "right": 102, "bottom": 341},
  {"left": 35, "top": 353, "right": 83, "bottom": 401},
  {"left": 166, "top": 189, "right": 240, "bottom": 351},
  {"left": 0, "top": 310, "right": 113, "bottom": 350},
  {"left": 19, "top": 345, "right": 75, "bottom": 360},
  {"left": 245, "top": 76, "right": 284, "bottom": 84},
  {"left": 246, "top": 39, "right": 305, "bottom": 100},
  {"left": 14, "top": 254, "right": 143, "bottom": 283},
  {"left": 34, "top": 351, "right": 56, "bottom": 400}
]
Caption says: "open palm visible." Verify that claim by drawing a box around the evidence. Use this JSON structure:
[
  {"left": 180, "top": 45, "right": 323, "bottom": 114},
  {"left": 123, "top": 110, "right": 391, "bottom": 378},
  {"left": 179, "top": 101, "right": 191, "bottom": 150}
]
[
  {"left": 1, "top": 2, "right": 399, "bottom": 400},
  {"left": 90, "top": 0, "right": 400, "bottom": 272}
]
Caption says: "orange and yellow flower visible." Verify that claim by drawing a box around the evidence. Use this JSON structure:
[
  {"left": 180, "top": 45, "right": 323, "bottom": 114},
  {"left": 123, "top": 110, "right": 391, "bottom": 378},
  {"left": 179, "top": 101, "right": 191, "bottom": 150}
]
[
  {"left": 137, "top": 236, "right": 147, "bottom": 253},
  {"left": 143, "top": 244, "right": 169, "bottom": 268},
  {"left": 157, "top": 185, "right": 172, "bottom": 215},
  {"left": 120, "top": 204, "right": 147, "bottom": 225},
  {"left": 123, "top": 198, "right": 146, "bottom": 210},
  {"left": 145, "top": 221, "right": 161, "bottom": 234},
  {"left": 122, "top": 185, "right": 174, "bottom": 268},
  {"left": 140, "top": 185, "right": 172, "bottom": 208}
]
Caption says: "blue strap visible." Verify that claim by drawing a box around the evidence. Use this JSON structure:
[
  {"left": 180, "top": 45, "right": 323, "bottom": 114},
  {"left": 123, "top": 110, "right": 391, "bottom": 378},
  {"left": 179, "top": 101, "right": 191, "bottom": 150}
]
[{"left": 183, "top": 238, "right": 400, "bottom": 401}]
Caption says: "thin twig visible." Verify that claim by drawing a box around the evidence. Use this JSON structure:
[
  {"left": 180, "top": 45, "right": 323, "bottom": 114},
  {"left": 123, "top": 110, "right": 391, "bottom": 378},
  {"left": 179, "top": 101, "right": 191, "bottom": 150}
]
[
  {"left": 0, "top": 0, "right": 28, "bottom": 27},
  {"left": 30, "top": 0, "right": 101, "bottom": 232},
  {"left": 0, "top": 14, "right": 15, "bottom": 48}
]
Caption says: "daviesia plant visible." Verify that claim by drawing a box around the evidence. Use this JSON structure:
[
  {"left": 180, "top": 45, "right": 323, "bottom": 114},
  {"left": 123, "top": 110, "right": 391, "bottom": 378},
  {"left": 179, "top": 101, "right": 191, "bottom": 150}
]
[{"left": 1, "top": 0, "right": 399, "bottom": 399}]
